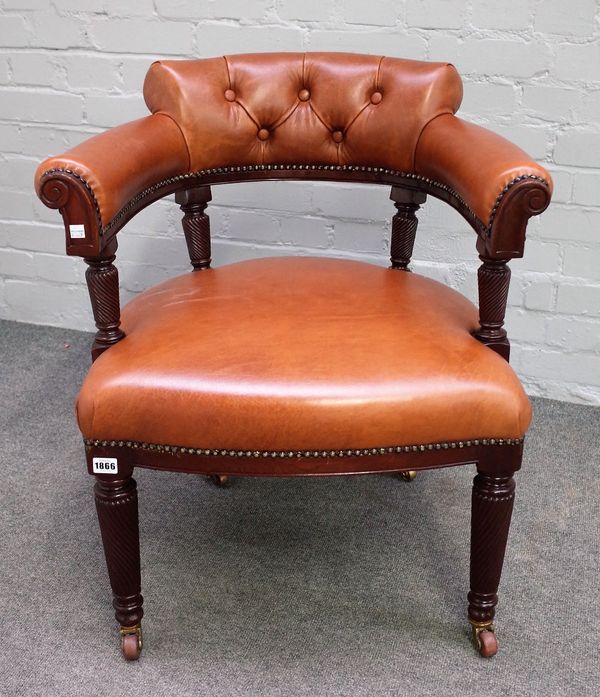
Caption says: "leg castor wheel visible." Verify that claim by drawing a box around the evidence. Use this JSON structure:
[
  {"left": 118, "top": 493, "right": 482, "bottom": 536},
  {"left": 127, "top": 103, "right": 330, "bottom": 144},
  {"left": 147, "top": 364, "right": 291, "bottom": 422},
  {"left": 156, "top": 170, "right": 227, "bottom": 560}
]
[
  {"left": 399, "top": 470, "right": 417, "bottom": 482},
  {"left": 478, "top": 630, "right": 498, "bottom": 657},
  {"left": 209, "top": 474, "right": 230, "bottom": 487},
  {"left": 120, "top": 625, "right": 142, "bottom": 661},
  {"left": 470, "top": 622, "right": 498, "bottom": 658}
]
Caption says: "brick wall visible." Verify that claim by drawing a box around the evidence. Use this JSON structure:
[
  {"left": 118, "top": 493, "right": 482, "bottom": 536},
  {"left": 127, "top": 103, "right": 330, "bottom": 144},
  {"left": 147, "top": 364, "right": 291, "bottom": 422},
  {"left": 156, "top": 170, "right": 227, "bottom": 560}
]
[{"left": 0, "top": 0, "right": 599, "bottom": 404}]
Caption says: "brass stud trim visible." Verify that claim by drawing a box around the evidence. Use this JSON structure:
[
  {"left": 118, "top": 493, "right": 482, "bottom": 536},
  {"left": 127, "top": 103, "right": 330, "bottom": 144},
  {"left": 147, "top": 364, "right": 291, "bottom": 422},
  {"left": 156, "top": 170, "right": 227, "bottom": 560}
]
[
  {"left": 102, "top": 163, "right": 482, "bottom": 235},
  {"left": 41, "top": 163, "right": 550, "bottom": 241},
  {"left": 85, "top": 436, "right": 524, "bottom": 458}
]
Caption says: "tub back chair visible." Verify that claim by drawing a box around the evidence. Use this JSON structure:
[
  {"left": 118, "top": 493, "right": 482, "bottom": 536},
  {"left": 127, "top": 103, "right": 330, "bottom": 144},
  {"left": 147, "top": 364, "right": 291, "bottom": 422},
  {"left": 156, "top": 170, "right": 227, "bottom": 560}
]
[{"left": 35, "top": 52, "right": 552, "bottom": 660}]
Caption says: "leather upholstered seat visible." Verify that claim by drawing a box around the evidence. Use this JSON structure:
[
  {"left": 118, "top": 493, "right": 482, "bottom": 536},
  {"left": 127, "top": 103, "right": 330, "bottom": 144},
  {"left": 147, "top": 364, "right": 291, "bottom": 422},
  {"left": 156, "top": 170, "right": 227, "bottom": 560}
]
[
  {"left": 34, "top": 52, "right": 552, "bottom": 660},
  {"left": 78, "top": 257, "right": 530, "bottom": 460}
]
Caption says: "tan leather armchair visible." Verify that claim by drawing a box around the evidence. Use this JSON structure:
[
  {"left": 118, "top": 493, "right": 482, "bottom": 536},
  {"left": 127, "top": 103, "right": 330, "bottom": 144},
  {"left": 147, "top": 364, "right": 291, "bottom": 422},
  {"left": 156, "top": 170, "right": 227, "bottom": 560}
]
[{"left": 35, "top": 52, "right": 552, "bottom": 660}]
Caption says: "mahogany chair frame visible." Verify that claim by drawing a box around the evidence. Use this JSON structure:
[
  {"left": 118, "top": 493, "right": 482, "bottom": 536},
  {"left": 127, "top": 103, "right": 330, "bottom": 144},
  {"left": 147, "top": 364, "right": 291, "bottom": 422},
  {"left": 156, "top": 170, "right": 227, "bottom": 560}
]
[{"left": 38, "top": 161, "right": 550, "bottom": 660}]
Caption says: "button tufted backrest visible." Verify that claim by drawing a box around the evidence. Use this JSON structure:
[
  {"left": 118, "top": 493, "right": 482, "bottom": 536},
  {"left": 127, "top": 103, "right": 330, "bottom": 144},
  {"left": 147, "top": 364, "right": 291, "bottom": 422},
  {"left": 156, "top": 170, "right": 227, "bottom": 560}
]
[{"left": 143, "top": 52, "right": 463, "bottom": 174}]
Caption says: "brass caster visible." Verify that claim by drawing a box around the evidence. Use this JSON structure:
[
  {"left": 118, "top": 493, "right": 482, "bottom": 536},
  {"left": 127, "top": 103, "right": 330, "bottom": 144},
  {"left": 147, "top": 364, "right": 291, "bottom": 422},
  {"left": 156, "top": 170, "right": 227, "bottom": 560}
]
[
  {"left": 120, "top": 624, "right": 142, "bottom": 661},
  {"left": 209, "top": 474, "right": 230, "bottom": 487},
  {"left": 399, "top": 470, "right": 417, "bottom": 482},
  {"left": 470, "top": 620, "right": 498, "bottom": 658}
]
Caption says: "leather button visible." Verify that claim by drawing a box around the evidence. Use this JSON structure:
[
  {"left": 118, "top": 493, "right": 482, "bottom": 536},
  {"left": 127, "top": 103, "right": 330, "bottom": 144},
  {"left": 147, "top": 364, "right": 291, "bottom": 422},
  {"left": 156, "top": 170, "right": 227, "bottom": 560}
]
[
  {"left": 298, "top": 88, "right": 310, "bottom": 101},
  {"left": 257, "top": 128, "right": 270, "bottom": 141},
  {"left": 332, "top": 130, "right": 344, "bottom": 143},
  {"left": 224, "top": 89, "right": 236, "bottom": 102},
  {"left": 370, "top": 91, "right": 383, "bottom": 104}
]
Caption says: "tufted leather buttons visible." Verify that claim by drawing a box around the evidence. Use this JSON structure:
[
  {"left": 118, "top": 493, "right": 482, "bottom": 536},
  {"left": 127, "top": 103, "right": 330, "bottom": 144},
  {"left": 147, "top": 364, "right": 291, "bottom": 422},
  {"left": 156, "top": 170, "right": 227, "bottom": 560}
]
[
  {"left": 257, "top": 128, "right": 270, "bottom": 141},
  {"left": 370, "top": 91, "right": 383, "bottom": 104},
  {"left": 298, "top": 88, "right": 310, "bottom": 101},
  {"left": 332, "top": 130, "right": 344, "bottom": 143},
  {"left": 224, "top": 89, "right": 236, "bottom": 102}
]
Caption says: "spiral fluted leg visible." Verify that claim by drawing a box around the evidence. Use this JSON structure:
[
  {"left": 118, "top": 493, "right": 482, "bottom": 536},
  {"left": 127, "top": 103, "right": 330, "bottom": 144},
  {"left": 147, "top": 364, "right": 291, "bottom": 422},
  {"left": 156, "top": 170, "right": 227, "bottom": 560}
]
[
  {"left": 389, "top": 187, "right": 427, "bottom": 270},
  {"left": 176, "top": 186, "right": 212, "bottom": 270},
  {"left": 468, "top": 470, "right": 516, "bottom": 656},
  {"left": 95, "top": 474, "right": 144, "bottom": 659},
  {"left": 84, "top": 238, "right": 125, "bottom": 361},
  {"left": 474, "top": 256, "right": 511, "bottom": 360}
]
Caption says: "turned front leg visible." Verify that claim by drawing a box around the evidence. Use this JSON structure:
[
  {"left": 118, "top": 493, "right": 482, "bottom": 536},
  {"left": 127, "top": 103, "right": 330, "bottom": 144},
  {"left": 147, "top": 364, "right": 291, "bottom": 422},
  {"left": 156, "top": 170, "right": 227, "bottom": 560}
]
[
  {"left": 389, "top": 187, "right": 427, "bottom": 270},
  {"left": 176, "top": 186, "right": 212, "bottom": 270},
  {"left": 94, "top": 475, "right": 143, "bottom": 632},
  {"left": 468, "top": 471, "right": 515, "bottom": 654},
  {"left": 475, "top": 255, "right": 511, "bottom": 360},
  {"left": 84, "top": 238, "right": 124, "bottom": 361}
]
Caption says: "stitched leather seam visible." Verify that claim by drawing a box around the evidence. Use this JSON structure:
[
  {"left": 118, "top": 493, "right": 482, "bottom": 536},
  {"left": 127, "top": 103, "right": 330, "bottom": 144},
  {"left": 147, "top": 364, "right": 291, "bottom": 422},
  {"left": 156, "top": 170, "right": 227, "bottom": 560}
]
[
  {"left": 224, "top": 55, "right": 263, "bottom": 134},
  {"left": 304, "top": 99, "right": 337, "bottom": 140},
  {"left": 223, "top": 55, "right": 233, "bottom": 91},
  {"left": 413, "top": 108, "right": 455, "bottom": 173},
  {"left": 301, "top": 52, "right": 330, "bottom": 131},
  {"left": 344, "top": 99, "right": 373, "bottom": 139},
  {"left": 375, "top": 55, "right": 384, "bottom": 89},
  {"left": 84, "top": 436, "right": 524, "bottom": 458},
  {"left": 270, "top": 99, "right": 302, "bottom": 132},
  {"left": 155, "top": 111, "right": 192, "bottom": 172},
  {"left": 232, "top": 96, "right": 261, "bottom": 130}
]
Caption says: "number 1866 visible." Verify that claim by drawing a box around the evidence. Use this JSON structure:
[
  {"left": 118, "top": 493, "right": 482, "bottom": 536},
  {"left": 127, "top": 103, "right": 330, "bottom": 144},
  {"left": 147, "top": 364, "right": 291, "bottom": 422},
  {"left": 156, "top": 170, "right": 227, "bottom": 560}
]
[{"left": 92, "top": 458, "right": 118, "bottom": 474}]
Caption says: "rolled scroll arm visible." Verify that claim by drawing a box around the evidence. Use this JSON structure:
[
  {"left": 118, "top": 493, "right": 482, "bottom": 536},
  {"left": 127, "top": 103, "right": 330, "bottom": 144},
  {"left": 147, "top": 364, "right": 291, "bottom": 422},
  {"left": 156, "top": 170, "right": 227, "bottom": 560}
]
[
  {"left": 415, "top": 114, "right": 552, "bottom": 258},
  {"left": 35, "top": 114, "right": 190, "bottom": 257}
]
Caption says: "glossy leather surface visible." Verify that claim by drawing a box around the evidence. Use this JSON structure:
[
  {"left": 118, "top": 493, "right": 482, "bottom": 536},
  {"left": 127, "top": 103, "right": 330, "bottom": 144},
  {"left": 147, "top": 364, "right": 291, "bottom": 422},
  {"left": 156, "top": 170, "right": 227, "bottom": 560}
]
[
  {"left": 415, "top": 115, "right": 552, "bottom": 227},
  {"left": 76, "top": 258, "right": 531, "bottom": 452},
  {"left": 35, "top": 52, "right": 550, "bottom": 235},
  {"left": 143, "top": 53, "right": 462, "bottom": 173},
  {"left": 35, "top": 114, "right": 189, "bottom": 227}
]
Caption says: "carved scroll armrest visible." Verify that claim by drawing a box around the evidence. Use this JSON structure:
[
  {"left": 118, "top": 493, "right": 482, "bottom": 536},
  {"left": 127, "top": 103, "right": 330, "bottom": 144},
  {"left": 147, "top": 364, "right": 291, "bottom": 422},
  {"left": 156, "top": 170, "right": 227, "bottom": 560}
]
[
  {"left": 34, "top": 114, "right": 190, "bottom": 256},
  {"left": 415, "top": 114, "right": 552, "bottom": 258}
]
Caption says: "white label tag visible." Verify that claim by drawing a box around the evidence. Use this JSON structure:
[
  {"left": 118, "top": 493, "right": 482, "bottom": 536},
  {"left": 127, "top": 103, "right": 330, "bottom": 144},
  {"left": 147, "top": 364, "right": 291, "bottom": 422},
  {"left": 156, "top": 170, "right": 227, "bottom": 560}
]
[
  {"left": 70, "top": 224, "right": 86, "bottom": 239},
  {"left": 92, "top": 457, "right": 118, "bottom": 474}
]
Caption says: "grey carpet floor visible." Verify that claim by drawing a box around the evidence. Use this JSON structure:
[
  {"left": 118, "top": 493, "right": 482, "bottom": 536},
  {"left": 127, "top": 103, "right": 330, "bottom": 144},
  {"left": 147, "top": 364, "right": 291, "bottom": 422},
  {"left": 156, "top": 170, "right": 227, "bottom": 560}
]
[{"left": 0, "top": 318, "right": 599, "bottom": 697}]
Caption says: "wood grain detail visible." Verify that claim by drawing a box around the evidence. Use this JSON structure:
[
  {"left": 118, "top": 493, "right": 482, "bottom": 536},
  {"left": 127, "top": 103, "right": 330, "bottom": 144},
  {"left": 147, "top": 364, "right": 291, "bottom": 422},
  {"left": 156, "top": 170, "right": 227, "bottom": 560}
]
[
  {"left": 468, "top": 472, "right": 516, "bottom": 624},
  {"left": 474, "top": 255, "right": 511, "bottom": 360},
  {"left": 84, "top": 238, "right": 124, "bottom": 361},
  {"left": 389, "top": 187, "right": 427, "bottom": 270},
  {"left": 94, "top": 475, "right": 144, "bottom": 628},
  {"left": 176, "top": 186, "right": 212, "bottom": 270}
]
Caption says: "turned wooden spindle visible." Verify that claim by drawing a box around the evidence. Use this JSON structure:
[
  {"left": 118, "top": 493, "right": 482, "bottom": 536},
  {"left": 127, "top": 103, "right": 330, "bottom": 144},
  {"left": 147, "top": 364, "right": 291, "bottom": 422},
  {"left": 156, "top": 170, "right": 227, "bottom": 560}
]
[
  {"left": 389, "top": 188, "right": 427, "bottom": 270},
  {"left": 84, "top": 237, "right": 125, "bottom": 361},
  {"left": 468, "top": 472, "right": 516, "bottom": 628},
  {"left": 474, "top": 255, "right": 511, "bottom": 361},
  {"left": 175, "top": 186, "right": 212, "bottom": 270},
  {"left": 95, "top": 474, "right": 144, "bottom": 630}
]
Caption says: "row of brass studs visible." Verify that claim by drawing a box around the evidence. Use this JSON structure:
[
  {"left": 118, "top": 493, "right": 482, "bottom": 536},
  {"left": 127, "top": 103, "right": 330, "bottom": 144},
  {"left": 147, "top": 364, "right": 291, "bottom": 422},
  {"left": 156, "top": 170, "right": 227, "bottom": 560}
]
[
  {"left": 100, "top": 163, "right": 481, "bottom": 235},
  {"left": 41, "top": 163, "right": 549, "bottom": 242},
  {"left": 41, "top": 164, "right": 479, "bottom": 236},
  {"left": 85, "top": 436, "right": 524, "bottom": 458}
]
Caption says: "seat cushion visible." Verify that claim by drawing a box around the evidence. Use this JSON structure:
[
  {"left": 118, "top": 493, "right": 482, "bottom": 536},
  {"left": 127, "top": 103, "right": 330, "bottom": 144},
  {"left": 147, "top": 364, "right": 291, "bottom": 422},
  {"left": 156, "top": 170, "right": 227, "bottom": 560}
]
[{"left": 76, "top": 257, "right": 531, "bottom": 453}]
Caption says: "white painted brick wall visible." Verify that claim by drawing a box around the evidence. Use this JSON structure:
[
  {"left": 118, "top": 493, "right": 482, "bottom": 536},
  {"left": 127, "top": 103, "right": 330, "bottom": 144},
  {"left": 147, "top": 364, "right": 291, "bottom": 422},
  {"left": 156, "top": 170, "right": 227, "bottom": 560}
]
[{"left": 1, "top": 0, "right": 599, "bottom": 406}]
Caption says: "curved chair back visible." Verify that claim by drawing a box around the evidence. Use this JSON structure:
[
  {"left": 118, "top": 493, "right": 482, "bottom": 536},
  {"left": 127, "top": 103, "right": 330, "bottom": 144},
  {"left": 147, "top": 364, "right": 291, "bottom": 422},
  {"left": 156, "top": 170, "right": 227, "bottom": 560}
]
[{"left": 144, "top": 53, "right": 463, "bottom": 173}]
